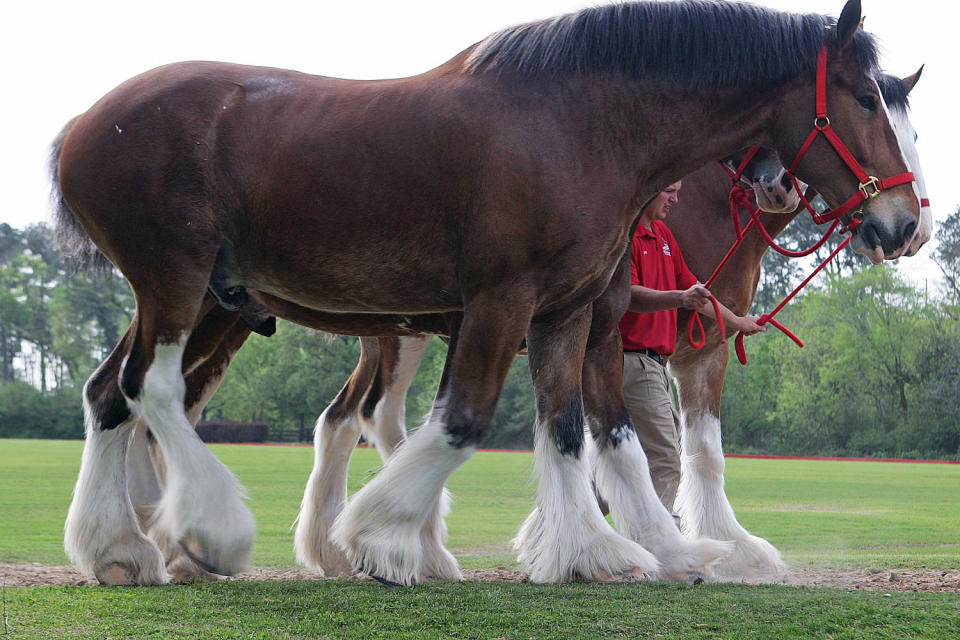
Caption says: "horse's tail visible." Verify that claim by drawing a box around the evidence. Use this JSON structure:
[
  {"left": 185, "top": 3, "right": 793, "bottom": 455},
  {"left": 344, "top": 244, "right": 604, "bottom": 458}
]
[{"left": 49, "top": 117, "right": 112, "bottom": 273}]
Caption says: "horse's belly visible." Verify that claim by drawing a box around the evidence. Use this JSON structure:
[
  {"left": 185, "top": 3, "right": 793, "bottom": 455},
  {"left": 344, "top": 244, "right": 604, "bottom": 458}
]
[{"left": 235, "top": 238, "right": 462, "bottom": 314}]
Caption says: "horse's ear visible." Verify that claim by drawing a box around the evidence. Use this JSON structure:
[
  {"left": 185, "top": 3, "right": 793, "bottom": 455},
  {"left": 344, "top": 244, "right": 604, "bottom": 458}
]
[
  {"left": 902, "top": 65, "right": 924, "bottom": 95},
  {"left": 836, "top": 0, "right": 862, "bottom": 49}
]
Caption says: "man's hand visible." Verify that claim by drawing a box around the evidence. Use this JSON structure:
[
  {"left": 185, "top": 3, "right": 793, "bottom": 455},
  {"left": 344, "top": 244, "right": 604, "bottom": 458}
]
[
  {"left": 679, "top": 284, "right": 712, "bottom": 310},
  {"left": 736, "top": 315, "right": 766, "bottom": 336}
]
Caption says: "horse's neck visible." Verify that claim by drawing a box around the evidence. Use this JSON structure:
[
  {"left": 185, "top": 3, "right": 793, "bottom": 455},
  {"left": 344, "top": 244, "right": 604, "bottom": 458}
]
[
  {"left": 594, "top": 81, "right": 782, "bottom": 194},
  {"left": 485, "top": 74, "right": 782, "bottom": 191}
]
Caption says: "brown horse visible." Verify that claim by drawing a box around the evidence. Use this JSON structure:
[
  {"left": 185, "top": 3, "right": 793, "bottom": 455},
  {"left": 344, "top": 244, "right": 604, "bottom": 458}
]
[
  {"left": 287, "top": 67, "right": 928, "bottom": 583},
  {"left": 671, "top": 69, "right": 929, "bottom": 579},
  {"left": 54, "top": 0, "right": 920, "bottom": 586},
  {"left": 285, "top": 147, "right": 803, "bottom": 579}
]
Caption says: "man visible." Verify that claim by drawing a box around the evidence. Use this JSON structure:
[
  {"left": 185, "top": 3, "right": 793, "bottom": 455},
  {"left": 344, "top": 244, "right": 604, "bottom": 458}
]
[{"left": 619, "top": 181, "right": 764, "bottom": 527}]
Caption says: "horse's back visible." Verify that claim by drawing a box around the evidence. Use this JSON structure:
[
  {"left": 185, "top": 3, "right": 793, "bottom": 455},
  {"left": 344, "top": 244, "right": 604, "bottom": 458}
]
[
  {"left": 55, "top": 61, "right": 479, "bottom": 311},
  {"left": 54, "top": 55, "right": 634, "bottom": 315}
]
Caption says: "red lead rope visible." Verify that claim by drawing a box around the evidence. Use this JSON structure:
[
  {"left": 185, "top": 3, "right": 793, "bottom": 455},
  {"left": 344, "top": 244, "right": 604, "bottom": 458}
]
[
  {"left": 735, "top": 231, "right": 854, "bottom": 364},
  {"left": 684, "top": 44, "right": 919, "bottom": 364}
]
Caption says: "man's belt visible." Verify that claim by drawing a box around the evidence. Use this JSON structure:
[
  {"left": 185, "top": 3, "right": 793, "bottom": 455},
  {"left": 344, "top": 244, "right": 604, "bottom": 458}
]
[{"left": 625, "top": 348, "right": 666, "bottom": 366}]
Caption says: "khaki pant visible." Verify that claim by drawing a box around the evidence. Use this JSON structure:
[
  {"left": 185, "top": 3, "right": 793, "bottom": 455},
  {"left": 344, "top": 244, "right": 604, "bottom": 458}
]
[{"left": 622, "top": 351, "right": 681, "bottom": 525}]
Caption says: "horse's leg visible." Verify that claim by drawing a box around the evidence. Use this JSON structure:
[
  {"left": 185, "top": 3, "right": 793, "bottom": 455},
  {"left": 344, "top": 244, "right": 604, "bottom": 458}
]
[
  {"left": 513, "top": 306, "right": 655, "bottom": 583},
  {"left": 126, "top": 300, "right": 245, "bottom": 533},
  {"left": 671, "top": 345, "right": 786, "bottom": 580},
  {"left": 581, "top": 306, "right": 732, "bottom": 581},
  {"left": 295, "top": 337, "right": 382, "bottom": 575},
  {"left": 129, "top": 307, "right": 252, "bottom": 582},
  {"left": 64, "top": 319, "right": 169, "bottom": 585},
  {"left": 117, "top": 278, "right": 255, "bottom": 577},
  {"left": 126, "top": 423, "right": 217, "bottom": 583},
  {"left": 332, "top": 296, "right": 531, "bottom": 585},
  {"left": 125, "top": 420, "right": 163, "bottom": 530},
  {"left": 363, "top": 336, "right": 432, "bottom": 460},
  {"left": 355, "top": 335, "right": 456, "bottom": 578}
]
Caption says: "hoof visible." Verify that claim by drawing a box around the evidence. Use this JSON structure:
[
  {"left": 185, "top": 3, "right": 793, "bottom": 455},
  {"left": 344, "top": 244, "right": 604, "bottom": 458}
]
[
  {"left": 179, "top": 539, "right": 233, "bottom": 577},
  {"left": 653, "top": 538, "right": 735, "bottom": 583},
  {"left": 84, "top": 538, "right": 170, "bottom": 586},
  {"left": 706, "top": 535, "right": 787, "bottom": 582},
  {"left": 96, "top": 563, "right": 136, "bottom": 586},
  {"left": 168, "top": 555, "right": 220, "bottom": 583},
  {"left": 370, "top": 573, "right": 408, "bottom": 587},
  {"left": 594, "top": 567, "right": 648, "bottom": 584}
]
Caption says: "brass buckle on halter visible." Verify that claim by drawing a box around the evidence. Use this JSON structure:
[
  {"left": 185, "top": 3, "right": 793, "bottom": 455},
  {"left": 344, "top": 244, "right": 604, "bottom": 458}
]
[
  {"left": 859, "top": 176, "right": 881, "bottom": 199},
  {"left": 814, "top": 116, "right": 830, "bottom": 129}
]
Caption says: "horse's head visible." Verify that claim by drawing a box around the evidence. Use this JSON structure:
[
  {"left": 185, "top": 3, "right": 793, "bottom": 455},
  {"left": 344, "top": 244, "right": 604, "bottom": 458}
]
[
  {"left": 773, "top": 0, "right": 922, "bottom": 265},
  {"left": 879, "top": 68, "right": 931, "bottom": 256},
  {"left": 721, "top": 148, "right": 805, "bottom": 214}
]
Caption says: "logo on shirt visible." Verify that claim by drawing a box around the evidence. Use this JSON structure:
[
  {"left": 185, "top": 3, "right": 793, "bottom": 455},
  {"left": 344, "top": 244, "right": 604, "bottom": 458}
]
[{"left": 662, "top": 242, "right": 672, "bottom": 256}]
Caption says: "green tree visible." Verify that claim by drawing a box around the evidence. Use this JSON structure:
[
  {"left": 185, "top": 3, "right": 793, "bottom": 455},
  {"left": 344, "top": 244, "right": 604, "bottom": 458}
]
[
  {"left": 723, "top": 264, "right": 953, "bottom": 457},
  {"left": 932, "top": 206, "right": 960, "bottom": 303}
]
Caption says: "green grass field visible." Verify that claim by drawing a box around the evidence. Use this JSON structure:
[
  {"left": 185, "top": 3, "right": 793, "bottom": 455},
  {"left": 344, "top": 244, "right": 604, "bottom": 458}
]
[
  {"left": 2, "top": 438, "right": 960, "bottom": 639},
  {"left": 3, "top": 439, "right": 959, "bottom": 570}
]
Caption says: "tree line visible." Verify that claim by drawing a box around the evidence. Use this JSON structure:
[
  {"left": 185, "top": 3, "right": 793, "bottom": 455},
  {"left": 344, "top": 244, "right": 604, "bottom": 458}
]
[{"left": 1, "top": 213, "right": 959, "bottom": 458}]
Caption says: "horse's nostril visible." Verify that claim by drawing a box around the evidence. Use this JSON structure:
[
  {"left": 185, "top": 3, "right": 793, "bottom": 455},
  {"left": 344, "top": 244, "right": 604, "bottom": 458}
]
[
  {"left": 767, "top": 187, "right": 773, "bottom": 193},
  {"left": 780, "top": 173, "right": 793, "bottom": 191},
  {"left": 902, "top": 220, "right": 917, "bottom": 242},
  {"left": 776, "top": 196, "right": 784, "bottom": 205}
]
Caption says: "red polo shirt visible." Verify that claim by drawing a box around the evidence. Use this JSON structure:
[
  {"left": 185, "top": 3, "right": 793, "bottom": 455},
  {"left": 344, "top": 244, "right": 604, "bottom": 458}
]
[{"left": 618, "top": 220, "right": 698, "bottom": 355}]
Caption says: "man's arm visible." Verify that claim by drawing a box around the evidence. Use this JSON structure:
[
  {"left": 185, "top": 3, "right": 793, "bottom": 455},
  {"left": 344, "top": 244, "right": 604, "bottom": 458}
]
[
  {"left": 629, "top": 282, "right": 765, "bottom": 336},
  {"left": 693, "top": 295, "right": 765, "bottom": 336},
  {"left": 628, "top": 283, "right": 712, "bottom": 313}
]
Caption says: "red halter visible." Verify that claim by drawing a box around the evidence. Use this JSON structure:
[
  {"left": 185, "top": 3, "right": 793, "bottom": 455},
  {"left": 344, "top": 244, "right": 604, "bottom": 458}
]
[
  {"left": 787, "top": 45, "right": 916, "bottom": 226},
  {"left": 686, "top": 45, "right": 920, "bottom": 363}
]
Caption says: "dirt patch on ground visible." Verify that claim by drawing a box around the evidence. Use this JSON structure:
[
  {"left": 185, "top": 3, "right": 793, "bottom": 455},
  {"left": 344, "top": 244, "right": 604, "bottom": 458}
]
[
  {"left": 779, "top": 568, "right": 960, "bottom": 593},
  {"left": 2, "top": 563, "right": 958, "bottom": 593}
]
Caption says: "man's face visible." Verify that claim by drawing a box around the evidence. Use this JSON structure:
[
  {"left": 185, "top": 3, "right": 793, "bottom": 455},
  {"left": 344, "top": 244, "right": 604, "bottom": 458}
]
[{"left": 646, "top": 181, "right": 682, "bottom": 220}]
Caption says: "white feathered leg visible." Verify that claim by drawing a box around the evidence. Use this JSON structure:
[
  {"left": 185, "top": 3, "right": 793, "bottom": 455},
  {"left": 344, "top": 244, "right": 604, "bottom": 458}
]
[
  {"left": 294, "top": 408, "right": 363, "bottom": 575},
  {"left": 676, "top": 411, "right": 785, "bottom": 580},
  {"left": 65, "top": 406, "right": 168, "bottom": 585},
  {"left": 131, "top": 336, "right": 255, "bottom": 576},
  {"left": 360, "top": 336, "right": 459, "bottom": 579},
  {"left": 418, "top": 485, "right": 461, "bottom": 580},
  {"left": 125, "top": 422, "right": 219, "bottom": 583},
  {"left": 125, "top": 420, "right": 163, "bottom": 526},
  {"left": 296, "top": 335, "right": 433, "bottom": 576},
  {"left": 331, "top": 404, "right": 470, "bottom": 585},
  {"left": 586, "top": 426, "right": 732, "bottom": 581},
  {"left": 513, "top": 425, "right": 658, "bottom": 583}
]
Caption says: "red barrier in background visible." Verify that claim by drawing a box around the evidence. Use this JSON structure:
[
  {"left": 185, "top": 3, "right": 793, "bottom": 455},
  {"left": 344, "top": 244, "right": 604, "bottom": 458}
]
[{"left": 221, "top": 442, "right": 959, "bottom": 464}]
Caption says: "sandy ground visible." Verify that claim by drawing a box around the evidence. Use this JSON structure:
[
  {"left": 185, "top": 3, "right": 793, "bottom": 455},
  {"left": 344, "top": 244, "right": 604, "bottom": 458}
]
[{"left": 2, "top": 563, "right": 959, "bottom": 593}]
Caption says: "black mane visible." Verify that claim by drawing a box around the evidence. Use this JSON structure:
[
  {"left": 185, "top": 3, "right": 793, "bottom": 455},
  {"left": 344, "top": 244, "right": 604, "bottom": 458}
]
[{"left": 465, "top": 1, "right": 879, "bottom": 89}]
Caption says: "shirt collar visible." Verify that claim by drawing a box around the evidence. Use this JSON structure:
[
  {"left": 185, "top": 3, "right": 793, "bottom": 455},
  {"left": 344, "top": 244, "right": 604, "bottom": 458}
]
[{"left": 635, "top": 220, "right": 657, "bottom": 238}]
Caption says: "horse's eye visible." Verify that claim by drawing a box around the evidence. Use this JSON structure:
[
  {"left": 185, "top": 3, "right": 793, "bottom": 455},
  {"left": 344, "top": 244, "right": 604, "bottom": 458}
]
[{"left": 857, "top": 95, "right": 877, "bottom": 112}]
